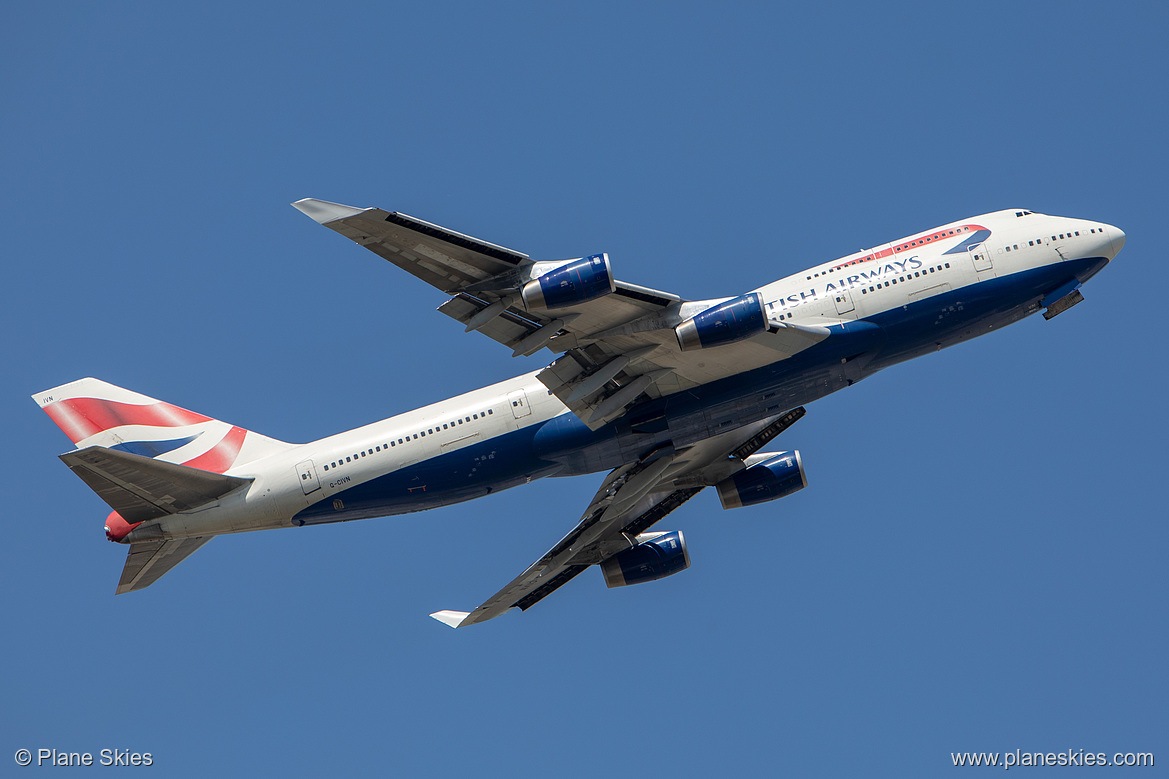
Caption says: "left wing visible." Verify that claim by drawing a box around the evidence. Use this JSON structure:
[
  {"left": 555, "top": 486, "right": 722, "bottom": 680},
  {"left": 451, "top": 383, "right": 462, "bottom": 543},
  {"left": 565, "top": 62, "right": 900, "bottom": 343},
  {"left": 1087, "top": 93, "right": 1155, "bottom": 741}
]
[
  {"left": 294, "top": 199, "right": 829, "bottom": 429},
  {"left": 430, "top": 407, "right": 806, "bottom": 628}
]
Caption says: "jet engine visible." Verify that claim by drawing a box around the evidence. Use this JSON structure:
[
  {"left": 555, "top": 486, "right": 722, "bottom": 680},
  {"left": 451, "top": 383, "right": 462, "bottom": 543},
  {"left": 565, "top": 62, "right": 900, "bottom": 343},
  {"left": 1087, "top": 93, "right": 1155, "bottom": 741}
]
[
  {"left": 674, "top": 292, "right": 767, "bottom": 351},
  {"left": 600, "top": 530, "right": 690, "bottom": 588},
  {"left": 715, "top": 450, "right": 806, "bottom": 509},
  {"left": 522, "top": 253, "right": 615, "bottom": 310}
]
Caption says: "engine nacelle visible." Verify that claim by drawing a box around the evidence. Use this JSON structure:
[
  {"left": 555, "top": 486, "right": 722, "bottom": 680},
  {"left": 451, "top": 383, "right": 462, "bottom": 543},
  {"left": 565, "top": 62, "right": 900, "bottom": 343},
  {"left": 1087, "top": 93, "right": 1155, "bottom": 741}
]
[
  {"left": 600, "top": 530, "right": 690, "bottom": 588},
  {"left": 716, "top": 450, "right": 806, "bottom": 509},
  {"left": 521, "top": 253, "right": 615, "bottom": 310},
  {"left": 674, "top": 292, "right": 767, "bottom": 351}
]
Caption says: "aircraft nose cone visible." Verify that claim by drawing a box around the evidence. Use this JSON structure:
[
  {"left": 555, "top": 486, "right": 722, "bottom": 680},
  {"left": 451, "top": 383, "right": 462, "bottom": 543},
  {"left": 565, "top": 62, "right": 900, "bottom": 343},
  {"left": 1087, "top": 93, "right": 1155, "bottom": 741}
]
[{"left": 1109, "top": 226, "right": 1126, "bottom": 257}]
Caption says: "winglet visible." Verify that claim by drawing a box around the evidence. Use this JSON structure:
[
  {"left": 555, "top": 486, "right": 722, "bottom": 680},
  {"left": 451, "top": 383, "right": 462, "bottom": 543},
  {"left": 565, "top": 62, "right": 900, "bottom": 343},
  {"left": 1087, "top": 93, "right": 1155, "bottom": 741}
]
[
  {"left": 291, "top": 198, "right": 369, "bottom": 224},
  {"left": 429, "top": 610, "right": 471, "bottom": 628}
]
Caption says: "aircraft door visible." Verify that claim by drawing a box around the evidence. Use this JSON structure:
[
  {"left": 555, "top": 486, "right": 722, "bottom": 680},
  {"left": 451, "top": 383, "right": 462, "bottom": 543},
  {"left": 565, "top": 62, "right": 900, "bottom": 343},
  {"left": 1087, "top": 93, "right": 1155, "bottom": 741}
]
[
  {"left": 969, "top": 243, "right": 993, "bottom": 272},
  {"left": 508, "top": 389, "right": 532, "bottom": 419},
  {"left": 296, "top": 459, "right": 321, "bottom": 495},
  {"left": 832, "top": 288, "right": 855, "bottom": 316}
]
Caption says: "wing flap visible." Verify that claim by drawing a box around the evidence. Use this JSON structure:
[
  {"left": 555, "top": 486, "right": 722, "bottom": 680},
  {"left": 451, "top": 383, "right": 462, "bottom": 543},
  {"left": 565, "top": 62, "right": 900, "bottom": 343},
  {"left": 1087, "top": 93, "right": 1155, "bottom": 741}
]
[
  {"left": 513, "top": 564, "right": 590, "bottom": 611},
  {"left": 436, "top": 294, "right": 545, "bottom": 350},
  {"left": 60, "top": 447, "right": 252, "bottom": 522}
]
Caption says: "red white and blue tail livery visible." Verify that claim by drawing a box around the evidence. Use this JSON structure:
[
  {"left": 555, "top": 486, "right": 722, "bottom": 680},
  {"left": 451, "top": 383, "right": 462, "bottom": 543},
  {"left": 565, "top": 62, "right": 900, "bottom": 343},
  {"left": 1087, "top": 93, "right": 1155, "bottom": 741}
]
[
  {"left": 35, "top": 202, "right": 1125, "bottom": 624},
  {"left": 36, "top": 378, "right": 292, "bottom": 472}
]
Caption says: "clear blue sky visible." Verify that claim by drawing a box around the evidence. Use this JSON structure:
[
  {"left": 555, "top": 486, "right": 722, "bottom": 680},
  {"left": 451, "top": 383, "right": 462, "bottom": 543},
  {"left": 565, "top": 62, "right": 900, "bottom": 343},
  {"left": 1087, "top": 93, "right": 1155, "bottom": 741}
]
[{"left": 3, "top": 2, "right": 1165, "bottom": 775}]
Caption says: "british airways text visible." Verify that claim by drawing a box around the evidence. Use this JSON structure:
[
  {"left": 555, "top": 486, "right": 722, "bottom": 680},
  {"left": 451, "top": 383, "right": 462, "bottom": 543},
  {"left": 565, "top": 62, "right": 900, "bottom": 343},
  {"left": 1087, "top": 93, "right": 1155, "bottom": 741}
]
[{"left": 766, "top": 256, "right": 924, "bottom": 312}]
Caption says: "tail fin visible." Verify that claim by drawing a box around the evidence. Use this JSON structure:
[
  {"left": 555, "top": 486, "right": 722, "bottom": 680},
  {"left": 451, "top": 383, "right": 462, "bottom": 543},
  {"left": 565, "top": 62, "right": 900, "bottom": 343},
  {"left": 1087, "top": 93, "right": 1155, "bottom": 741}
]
[{"left": 33, "top": 378, "right": 294, "bottom": 474}]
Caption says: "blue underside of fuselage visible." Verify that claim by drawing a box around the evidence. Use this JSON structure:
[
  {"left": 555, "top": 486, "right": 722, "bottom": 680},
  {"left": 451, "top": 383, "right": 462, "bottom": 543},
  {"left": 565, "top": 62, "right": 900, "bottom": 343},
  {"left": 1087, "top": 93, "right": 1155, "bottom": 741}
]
[
  {"left": 292, "top": 256, "right": 1107, "bottom": 527},
  {"left": 292, "top": 423, "right": 565, "bottom": 525}
]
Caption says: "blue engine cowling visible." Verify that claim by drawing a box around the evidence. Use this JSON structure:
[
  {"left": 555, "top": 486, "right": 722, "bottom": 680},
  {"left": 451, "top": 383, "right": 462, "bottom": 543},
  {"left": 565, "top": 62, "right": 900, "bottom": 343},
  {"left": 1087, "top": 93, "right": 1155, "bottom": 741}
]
[
  {"left": 600, "top": 530, "right": 690, "bottom": 588},
  {"left": 715, "top": 450, "right": 806, "bottom": 509},
  {"left": 521, "top": 253, "right": 615, "bottom": 310},
  {"left": 674, "top": 292, "right": 768, "bottom": 351}
]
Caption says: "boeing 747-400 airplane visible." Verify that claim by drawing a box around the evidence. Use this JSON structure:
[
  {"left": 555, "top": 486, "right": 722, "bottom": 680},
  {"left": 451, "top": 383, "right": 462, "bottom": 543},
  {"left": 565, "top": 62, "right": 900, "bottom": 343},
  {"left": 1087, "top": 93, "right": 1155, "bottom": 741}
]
[{"left": 34, "top": 201, "right": 1124, "bottom": 626}]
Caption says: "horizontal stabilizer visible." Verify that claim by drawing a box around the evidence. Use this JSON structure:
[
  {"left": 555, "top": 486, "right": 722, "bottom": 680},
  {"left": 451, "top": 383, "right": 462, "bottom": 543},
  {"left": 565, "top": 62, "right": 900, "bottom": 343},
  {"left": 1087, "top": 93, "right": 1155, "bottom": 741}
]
[
  {"left": 117, "top": 537, "right": 212, "bottom": 594},
  {"left": 429, "top": 610, "right": 471, "bottom": 628},
  {"left": 60, "top": 447, "right": 252, "bottom": 523}
]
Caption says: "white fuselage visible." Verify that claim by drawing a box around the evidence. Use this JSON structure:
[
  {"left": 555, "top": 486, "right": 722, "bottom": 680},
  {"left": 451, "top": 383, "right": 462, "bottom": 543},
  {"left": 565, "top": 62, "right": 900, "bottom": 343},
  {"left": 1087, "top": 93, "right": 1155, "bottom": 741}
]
[{"left": 146, "top": 209, "right": 1123, "bottom": 541}]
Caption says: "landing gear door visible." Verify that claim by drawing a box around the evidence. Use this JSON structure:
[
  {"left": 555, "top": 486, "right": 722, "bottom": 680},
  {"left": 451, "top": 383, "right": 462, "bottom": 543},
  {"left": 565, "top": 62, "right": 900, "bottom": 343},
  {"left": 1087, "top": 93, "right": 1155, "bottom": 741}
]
[{"left": 296, "top": 459, "right": 321, "bottom": 495}]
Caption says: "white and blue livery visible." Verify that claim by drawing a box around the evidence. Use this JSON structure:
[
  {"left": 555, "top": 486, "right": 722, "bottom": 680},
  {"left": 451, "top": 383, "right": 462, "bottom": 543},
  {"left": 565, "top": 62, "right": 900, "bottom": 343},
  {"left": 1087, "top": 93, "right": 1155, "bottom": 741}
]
[{"left": 33, "top": 201, "right": 1125, "bottom": 627}]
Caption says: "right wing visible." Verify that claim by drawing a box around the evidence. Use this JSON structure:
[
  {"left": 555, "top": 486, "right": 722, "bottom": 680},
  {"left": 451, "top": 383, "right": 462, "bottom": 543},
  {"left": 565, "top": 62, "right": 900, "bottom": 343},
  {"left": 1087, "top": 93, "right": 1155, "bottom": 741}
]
[
  {"left": 430, "top": 407, "right": 806, "bottom": 628},
  {"left": 295, "top": 199, "right": 831, "bottom": 429}
]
